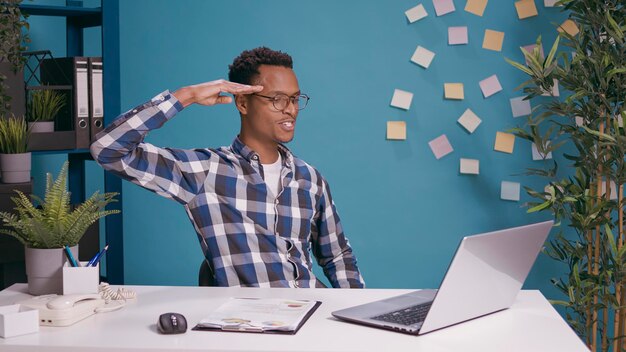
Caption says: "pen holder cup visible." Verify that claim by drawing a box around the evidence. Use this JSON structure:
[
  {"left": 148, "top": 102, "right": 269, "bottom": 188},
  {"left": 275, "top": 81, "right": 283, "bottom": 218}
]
[{"left": 62, "top": 262, "right": 99, "bottom": 295}]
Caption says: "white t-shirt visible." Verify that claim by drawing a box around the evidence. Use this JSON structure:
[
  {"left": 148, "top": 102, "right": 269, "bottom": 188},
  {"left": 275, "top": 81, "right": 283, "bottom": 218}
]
[{"left": 262, "top": 154, "right": 282, "bottom": 198}]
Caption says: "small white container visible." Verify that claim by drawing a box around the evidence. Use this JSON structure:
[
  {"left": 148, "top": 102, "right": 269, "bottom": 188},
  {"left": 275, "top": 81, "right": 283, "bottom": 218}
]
[
  {"left": 0, "top": 304, "right": 39, "bottom": 338},
  {"left": 62, "top": 262, "right": 99, "bottom": 295}
]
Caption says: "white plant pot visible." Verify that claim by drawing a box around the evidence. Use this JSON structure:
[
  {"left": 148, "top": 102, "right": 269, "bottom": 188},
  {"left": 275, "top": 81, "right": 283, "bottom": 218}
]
[
  {"left": 28, "top": 121, "right": 54, "bottom": 133},
  {"left": 25, "top": 246, "right": 78, "bottom": 295},
  {"left": 0, "top": 152, "right": 31, "bottom": 183}
]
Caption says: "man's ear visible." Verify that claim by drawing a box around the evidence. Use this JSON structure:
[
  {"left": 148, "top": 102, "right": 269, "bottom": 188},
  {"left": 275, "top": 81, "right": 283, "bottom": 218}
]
[{"left": 234, "top": 94, "right": 248, "bottom": 115}]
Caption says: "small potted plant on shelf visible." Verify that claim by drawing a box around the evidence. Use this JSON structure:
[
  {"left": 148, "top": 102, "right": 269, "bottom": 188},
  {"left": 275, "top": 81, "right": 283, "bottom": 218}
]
[
  {"left": 26, "top": 88, "right": 65, "bottom": 133},
  {"left": 0, "top": 161, "right": 120, "bottom": 295},
  {"left": 0, "top": 115, "right": 30, "bottom": 183}
]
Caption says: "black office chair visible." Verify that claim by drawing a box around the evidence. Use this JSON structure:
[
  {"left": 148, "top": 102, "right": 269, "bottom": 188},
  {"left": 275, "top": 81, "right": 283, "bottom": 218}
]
[{"left": 198, "top": 259, "right": 217, "bottom": 287}]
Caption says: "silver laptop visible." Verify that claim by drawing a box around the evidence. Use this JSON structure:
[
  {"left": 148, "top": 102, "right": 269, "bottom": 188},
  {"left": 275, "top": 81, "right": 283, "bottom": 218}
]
[{"left": 332, "top": 220, "right": 553, "bottom": 335}]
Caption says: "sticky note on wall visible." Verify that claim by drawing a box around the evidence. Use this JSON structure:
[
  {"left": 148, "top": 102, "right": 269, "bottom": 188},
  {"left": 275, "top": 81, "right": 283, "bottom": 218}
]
[
  {"left": 448, "top": 26, "right": 469, "bottom": 45},
  {"left": 501, "top": 181, "right": 521, "bottom": 201},
  {"left": 411, "top": 46, "right": 436, "bottom": 68},
  {"left": 558, "top": 19, "right": 579, "bottom": 36},
  {"left": 510, "top": 97, "right": 532, "bottom": 117},
  {"left": 444, "top": 83, "right": 464, "bottom": 100},
  {"left": 482, "top": 29, "right": 505, "bottom": 51},
  {"left": 429, "top": 134, "right": 454, "bottom": 159},
  {"left": 515, "top": 0, "right": 538, "bottom": 19},
  {"left": 522, "top": 43, "right": 545, "bottom": 65},
  {"left": 457, "top": 109, "right": 482, "bottom": 133},
  {"left": 494, "top": 132, "right": 515, "bottom": 153},
  {"left": 460, "top": 158, "right": 480, "bottom": 174},
  {"left": 405, "top": 4, "right": 428, "bottom": 23},
  {"left": 531, "top": 143, "right": 553, "bottom": 160},
  {"left": 465, "top": 0, "right": 488, "bottom": 16},
  {"left": 387, "top": 121, "right": 407, "bottom": 140},
  {"left": 390, "top": 89, "right": 414, "bottom": 110},
  {"left": 433, "top": 0, "right": 455, "bottom": 16},
  {"left": 479, "top": 74, "right": 502, "bottom": 98}
]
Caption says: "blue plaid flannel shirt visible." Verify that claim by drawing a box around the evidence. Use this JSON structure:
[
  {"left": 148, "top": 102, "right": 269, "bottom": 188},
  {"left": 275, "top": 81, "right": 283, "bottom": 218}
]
[{"left": 90, "top": 91, "right": 365, "bottom": 288}]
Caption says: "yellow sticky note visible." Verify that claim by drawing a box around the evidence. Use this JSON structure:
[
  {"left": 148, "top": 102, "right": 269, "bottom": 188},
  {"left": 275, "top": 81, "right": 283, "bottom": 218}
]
[
  {"left": 515, "top": 0, "right": 538, "bottom": 19},
  {"left": 387, "top": 121, "right": 406, "bottom": 140},
  {"left": 494, "top": 132, "right": 515, "bottom": 153},
  {"left": 465, "top": 0, "right": 487, "bottom": 16},
  {"left": 483, "top": 29, "right": 505, "bottom": 52},
  {"left": 444, "top": 83, "right": 464, "bottom": 100},
  {"left": 558, "top": 19, "right": 579, "bottom": 36}
]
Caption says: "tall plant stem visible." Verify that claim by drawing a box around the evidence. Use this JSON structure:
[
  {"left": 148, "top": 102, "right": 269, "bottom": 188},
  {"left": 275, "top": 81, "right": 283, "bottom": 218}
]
[
  {"left": 592, "top": 121, "right": 606, "bottom": 352},
  {"left": 614, "top": 182, "right": 626, "bottom": 351}
]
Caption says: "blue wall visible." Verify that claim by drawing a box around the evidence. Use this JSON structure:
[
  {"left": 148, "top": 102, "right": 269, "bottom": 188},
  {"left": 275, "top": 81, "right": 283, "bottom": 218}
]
[{"left": 29, "top": 0, "right": 570, "bottom": 298}]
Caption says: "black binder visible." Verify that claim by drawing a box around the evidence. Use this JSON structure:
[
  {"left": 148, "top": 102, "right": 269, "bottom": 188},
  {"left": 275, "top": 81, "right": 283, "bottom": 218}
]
[
  {"left": 40, "top": 57, "right": 91, "bottom": 149},
  {"left": 88, "top": 57, "right": 104, "bottom": 141}
]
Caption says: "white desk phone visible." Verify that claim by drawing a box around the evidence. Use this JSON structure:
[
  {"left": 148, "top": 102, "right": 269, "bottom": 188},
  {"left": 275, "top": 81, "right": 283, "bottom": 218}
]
[{"left": 19, "top": 293, "right": 125, "bottom": 327}]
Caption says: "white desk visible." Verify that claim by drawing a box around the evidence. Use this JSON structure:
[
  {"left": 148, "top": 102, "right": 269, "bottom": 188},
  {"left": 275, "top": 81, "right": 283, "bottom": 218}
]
[{"left": 0, "top": 284, "right": 589, "bottom": 352}]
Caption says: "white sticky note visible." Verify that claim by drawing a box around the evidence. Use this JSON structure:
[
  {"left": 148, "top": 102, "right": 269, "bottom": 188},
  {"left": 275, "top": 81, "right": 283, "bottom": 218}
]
[
  {"left": 460, "top": 158, "right": 480, "bottom": 174},
  {"left": 457, "top": 109, "right": 482, "bottom": 133},
  {"left": 532, "top": 143, "right": 553, "bottom": 160},
  {"left": 501, "top": 181, "right": 521, "bottom": 201},
  {"left": 411, "top": 46, "right": 436, "bottom": 68},
  {"left": 510, "top": 97, "right": 532, "bottom": 117},
  {"left": 601, "top": 180, "right": 618, "bottom": 200},
  {"left": 544, "top": 0, "right": 559, "bottom": 6},
  {"left": 542, "top": 78, "right": 560, "bottom": 97},
  {"left": 575, "top": 116, "right": 584, "bottom": 126},
  {"left": 428, "top": 134, "right": 454, "bottom": 159},
  {"left": 448, "top": 26, "right": 469, "bottom": 45},
  {"left": 405, "top": 4, "right": 428, "bottom": 23},
  {"left": 479, "top": 74, "right": 503, "bottom": 98},
  {"left": 433, "top": 0, "right": 455, "bottom": 16},
  {"left": 390, "top": 89, "right": 414, "bottom": 110}
]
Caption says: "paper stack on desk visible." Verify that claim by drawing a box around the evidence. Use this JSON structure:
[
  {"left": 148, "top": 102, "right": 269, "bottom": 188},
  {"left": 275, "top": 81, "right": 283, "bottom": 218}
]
[{"left": 194, "top": 298, "right": 321, "bottom": 334}]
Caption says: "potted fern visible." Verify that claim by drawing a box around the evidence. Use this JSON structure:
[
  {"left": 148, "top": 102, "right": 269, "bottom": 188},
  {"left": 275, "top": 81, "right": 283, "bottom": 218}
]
[
  {"left": 0, "top": 115, "right": 30, "bottom": 183},
  {"left": 0, "top": 162, "right": 120, "bottom": 294},
  {"left": 26, "top": 88, "right": 65, "bottom": 133}
]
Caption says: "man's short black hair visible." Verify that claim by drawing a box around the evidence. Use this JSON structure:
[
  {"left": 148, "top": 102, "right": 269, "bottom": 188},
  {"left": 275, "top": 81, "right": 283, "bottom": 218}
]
[{"left": 228, "top": 47, "right": 293, "bottom": 85}]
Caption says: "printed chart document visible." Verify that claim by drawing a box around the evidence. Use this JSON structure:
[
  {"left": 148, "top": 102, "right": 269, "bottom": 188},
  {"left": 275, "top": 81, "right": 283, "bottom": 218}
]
[{"left": 193, "top": 298, "right": 321, "bottom": 334}]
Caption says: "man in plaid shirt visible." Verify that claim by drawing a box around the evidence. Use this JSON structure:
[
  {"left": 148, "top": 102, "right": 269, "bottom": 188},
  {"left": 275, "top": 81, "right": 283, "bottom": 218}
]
[{"left": 91, "top": 47, "right": 365, "bottom": 288}]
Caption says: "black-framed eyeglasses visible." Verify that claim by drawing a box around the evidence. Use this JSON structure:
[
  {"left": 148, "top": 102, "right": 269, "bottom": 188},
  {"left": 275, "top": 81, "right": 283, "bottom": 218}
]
[{"left": 252, "top": 93, "right": 310, "bottom": 111}]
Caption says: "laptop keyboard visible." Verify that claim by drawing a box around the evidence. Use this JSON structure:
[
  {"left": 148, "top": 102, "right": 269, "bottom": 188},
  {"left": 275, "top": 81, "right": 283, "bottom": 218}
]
[{"left": 370, "top": 301, "right": 433, "bottom": 326}]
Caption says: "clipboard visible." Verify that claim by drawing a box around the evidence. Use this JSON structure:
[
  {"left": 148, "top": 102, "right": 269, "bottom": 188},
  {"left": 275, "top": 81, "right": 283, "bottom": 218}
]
[{"left": 192, "top": 298, "right": 322, "bottom": 335}]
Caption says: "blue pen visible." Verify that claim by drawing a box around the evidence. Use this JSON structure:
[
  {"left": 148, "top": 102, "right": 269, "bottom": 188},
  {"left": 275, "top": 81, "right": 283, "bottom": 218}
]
[
  {"left": 63, "top": 245, "right": 80, "bottom": 267},
  {"left": 87, "top": 244, "right": 109, "bottom": 267}
]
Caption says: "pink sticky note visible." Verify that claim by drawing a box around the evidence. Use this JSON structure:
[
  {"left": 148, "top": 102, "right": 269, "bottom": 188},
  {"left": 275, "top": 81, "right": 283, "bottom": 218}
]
[
  {"left": 448, "top": 26, "right": 468, "bottom": 45},
  {"left": 428, "top": 134, "right": 454, "bottom": 159},
  {"left": 433, "top": 0, "right": 455, "bottom": 16},
  {"left": 479, "top": 74, "right": 502, "bottom": 98},
  {"left": 522, "top": 43, "right": 544, "bottom": 64}
]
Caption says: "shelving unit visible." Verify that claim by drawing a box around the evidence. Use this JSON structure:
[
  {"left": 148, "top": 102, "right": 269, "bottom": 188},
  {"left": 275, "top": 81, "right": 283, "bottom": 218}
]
[{"left": 18, "top": 0, "right": 124, "bottom": 284}]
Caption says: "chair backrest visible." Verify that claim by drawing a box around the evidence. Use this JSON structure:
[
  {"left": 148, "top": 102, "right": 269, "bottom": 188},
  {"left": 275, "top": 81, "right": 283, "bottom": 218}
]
[{"left": 198, "top": 259, "right": 217, "bottom": 286}]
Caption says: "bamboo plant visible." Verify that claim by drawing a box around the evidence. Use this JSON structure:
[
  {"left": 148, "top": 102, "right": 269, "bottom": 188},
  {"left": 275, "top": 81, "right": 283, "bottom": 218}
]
[
  {"left": 505, "top": 1, "right": 625, "bottom": 351},
  {"left": 0, "top": 161, "right": 120, "bottom": 248},
  {"left": 26, "top": 89, "right": 65, "bottom": 122},
  {"left": 0, "top": 115, "right": 29, "bottom": 154}
]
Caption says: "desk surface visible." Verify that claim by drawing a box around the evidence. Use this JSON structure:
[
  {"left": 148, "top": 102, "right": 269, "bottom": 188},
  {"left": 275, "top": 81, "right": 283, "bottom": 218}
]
[{"left": 0, "top": 284, "right": 588, "bottom": 352}]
